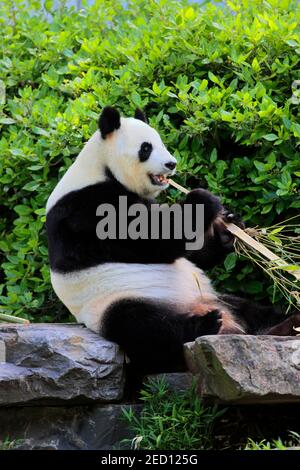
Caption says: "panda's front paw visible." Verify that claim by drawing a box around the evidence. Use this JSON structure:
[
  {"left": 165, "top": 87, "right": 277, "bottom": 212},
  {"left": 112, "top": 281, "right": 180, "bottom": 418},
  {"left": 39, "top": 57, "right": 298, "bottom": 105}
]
[
  {"left": 222, "top": 207, "right": 245, "bottom": 229},
  {"left": 186, "top": 188, "right": 221, "bottom": 208},
  {"left": 213, "top": 209, "right": 245, "bottom": 252},
  {"left": 185, "top": 189, "right": 222, "bottom": 231}
]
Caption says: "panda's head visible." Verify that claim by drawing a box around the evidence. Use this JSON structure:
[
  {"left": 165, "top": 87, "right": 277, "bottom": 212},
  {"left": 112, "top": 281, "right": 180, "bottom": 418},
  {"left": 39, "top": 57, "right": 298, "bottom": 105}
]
[{"left": 99, "top": 106, "right": 177, "bottom": 197}]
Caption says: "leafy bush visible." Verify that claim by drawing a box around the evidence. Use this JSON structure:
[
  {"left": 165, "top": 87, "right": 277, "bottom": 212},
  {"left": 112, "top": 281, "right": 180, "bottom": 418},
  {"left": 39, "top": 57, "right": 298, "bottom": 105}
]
[
  {"left": 0, "top": 437, "right": 20, "bottom": 450},
  {"left": 121, "top": 378, "right": 300, "bottom": 450},
  {"left": 121, "top": 377, "right": 225, "bottom": 450},
  {"left": 244, "top": 431, "right": 300, "bottom": 450},
  {"left": 0, "top": 0, "right": 300, "bottom": 320}
]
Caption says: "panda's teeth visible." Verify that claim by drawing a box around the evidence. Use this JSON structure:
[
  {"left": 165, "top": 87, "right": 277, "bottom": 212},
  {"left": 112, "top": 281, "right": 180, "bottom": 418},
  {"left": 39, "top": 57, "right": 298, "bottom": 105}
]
[
  {"left": 157, "top": 175, "right": 167, "bottom": 183},
  {"left": 149, "top": 173, "right": 168, "bottom": 186}
]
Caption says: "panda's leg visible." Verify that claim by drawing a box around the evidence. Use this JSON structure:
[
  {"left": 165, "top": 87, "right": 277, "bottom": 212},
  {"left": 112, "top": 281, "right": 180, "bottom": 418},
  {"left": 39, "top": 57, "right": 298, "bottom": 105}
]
[
  {"left": 190, "top": 301, "right": 245, "bottom": 335},
  {"left": 101, "top": 298, "right": 222, "bottom": 374},
  {"left": 220, "top": 294, "right": 300, "bottom": 335}
]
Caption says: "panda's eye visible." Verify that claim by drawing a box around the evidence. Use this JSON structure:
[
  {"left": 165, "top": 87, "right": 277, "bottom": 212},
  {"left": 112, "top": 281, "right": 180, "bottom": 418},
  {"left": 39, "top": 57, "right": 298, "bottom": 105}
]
[{"left": 139, "top": 142, "right": 153, "bottom": 162}]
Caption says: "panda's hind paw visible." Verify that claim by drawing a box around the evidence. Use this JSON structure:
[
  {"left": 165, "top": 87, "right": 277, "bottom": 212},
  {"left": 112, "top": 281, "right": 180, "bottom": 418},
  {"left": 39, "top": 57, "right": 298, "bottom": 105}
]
[{"left": 200, "top": 309, "right": 222, "bottom": 336}]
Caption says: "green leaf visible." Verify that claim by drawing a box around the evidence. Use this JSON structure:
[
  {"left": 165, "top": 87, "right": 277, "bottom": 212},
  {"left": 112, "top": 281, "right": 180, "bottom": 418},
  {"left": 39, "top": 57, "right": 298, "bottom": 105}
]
[
  {"left": 184, "top": 7, "right": 196, "bottom": 20},
  {"left": 286, "top": 39, "right": 298, "bottom": 47},
  {"left": 152, "top": 82, "right": 161, "bottom": 95},
  {"left": 292, "top": 122, "right": 300, "bottom": 137},
  {"left": 244, "top": 281, "right": 263, "bottom": 294},
  {"left": 262, "top": 134, "right": 278, "bottom": 141},
  {"left": 23, "top": 182, "right": 40, "bottom": 191},
  {"left": 0, "top": 117, "right": 16, "bottom": 125},
  {"left": 261, "top": 204, "right": 273, "bottom": 214},
  {"left": 280, "top": 264, "right": 300, "bottom": 272},
  {"left": 224, "top": 253, "right": 237, "bottom": 271},
  {"left": 254, "top": 161, "right": 265, "bottom": 172},
  {"left": 208, "top": 71, "right": 220, "bottom": 85},
  {"left": 210, "top": 148, "right": 217, "bottom": 163},
  {"left": 14, "top": 205, "right": 31, "bottom": 216},
  {"left": 251, "top": 57, "right": 261, "bottom": 72},
  {"left": 270, "top": 226, "right": 285, "bottom": 235},
  {"left": 32, "top": 127, "right": 50, "bottom": 137},
  {"left": 0, "top": 241, "right": 9, "bottom": 252}
]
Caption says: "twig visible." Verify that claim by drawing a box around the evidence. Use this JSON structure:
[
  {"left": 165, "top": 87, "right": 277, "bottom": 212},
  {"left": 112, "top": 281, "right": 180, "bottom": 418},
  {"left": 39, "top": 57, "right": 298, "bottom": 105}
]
[{"left": 0, "top": 313, "right": 30, "bottom": 324}]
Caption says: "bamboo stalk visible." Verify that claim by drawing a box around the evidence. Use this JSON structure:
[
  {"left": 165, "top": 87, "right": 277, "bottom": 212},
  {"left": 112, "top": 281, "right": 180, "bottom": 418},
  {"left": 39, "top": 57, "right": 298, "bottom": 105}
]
[
  {"left": 0, "top": 313, "right": 30, "bottom": 324},
  {"left": 168, "top": 178, "right": 300, "bottom": 281}
]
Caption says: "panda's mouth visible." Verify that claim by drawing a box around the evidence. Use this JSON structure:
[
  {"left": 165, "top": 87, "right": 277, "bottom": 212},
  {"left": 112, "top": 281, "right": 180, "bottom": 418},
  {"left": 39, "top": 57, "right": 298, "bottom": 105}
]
[{"left": 149, "top": 174, "right": 169, "bottom": 186}]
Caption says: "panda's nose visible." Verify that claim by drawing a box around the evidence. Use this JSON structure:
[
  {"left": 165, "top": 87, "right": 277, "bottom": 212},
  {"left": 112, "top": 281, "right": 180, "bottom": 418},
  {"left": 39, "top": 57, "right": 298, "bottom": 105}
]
[{"left": 165, "top": 161, "right": 176, "bottom": 171}]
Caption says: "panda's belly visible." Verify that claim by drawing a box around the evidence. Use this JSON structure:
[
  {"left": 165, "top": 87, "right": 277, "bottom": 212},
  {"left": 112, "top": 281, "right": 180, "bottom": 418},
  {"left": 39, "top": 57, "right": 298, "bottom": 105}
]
[{"left": 50, "top": 257, "right": 218, "bottom": 333}]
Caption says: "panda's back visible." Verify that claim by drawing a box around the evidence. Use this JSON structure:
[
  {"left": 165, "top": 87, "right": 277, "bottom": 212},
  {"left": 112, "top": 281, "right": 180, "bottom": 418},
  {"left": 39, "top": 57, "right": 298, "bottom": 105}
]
[{"left": 50, "top": 258, "right": 217, "bottom": 333}]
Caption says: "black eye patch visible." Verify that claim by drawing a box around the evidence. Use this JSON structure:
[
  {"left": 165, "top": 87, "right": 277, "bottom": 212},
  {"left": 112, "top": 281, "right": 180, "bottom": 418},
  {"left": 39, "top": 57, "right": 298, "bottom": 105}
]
[{"left": 138, "top": 142, "right": 153, "bottom": 162}]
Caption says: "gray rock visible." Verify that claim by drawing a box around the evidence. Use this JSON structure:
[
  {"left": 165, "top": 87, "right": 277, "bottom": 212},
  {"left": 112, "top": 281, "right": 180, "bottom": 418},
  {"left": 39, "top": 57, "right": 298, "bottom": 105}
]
[
  {"left": 184, "top": 335, "right": 300, "bottom": 404},
  {"left": 145, "top": 373, "right": 194, "bottom": 393},
  {"left": 0, "top": 324, "right": 125, "bottom": 405},
  {"left": 0, "top": 340, "right": 5, "bottom": 362},
  {"left": 0, "top": 403, "right": 139, "bottom": 450}
]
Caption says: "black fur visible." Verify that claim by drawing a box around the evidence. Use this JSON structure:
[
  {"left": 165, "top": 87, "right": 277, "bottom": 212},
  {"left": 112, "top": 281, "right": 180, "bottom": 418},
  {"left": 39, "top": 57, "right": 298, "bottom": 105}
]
[
  {"left": 185, "top": 189, "right": 222, "bottom": 233},
  {"left": 102, "top": 295, "right": 300, "bottom": 374},
  {"left": 98, "top": 106, "right": 121, "bottom": 139},
  {"left": 134, "top": 108, "right": 147, "bottom": 123},
  {"left": 104, "top": 166, "right": 117, "bottom": 182},
  {"left": 187, "top": 208, "right": 245, "bottom": 269},
  {"left": 102, "top": 298, "right": 221, "bottom": 374},
  {"left": 220, "top": 294, "right": 286, "bottom": 334},
  {"left": 46, "top": 179, "right": 222, "bottom": 273},
  {"left": 138, "top": 142, "right": 153, "bottom": 162}
]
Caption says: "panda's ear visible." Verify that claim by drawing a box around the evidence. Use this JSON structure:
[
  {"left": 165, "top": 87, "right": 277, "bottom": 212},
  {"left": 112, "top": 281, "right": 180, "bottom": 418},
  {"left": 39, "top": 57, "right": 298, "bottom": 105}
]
[
  {"left": 98, "top": 106, "right": 121, "bottom": 139},
  {"left": 134, "top": 108, "right": 148, "bottom": 123}
]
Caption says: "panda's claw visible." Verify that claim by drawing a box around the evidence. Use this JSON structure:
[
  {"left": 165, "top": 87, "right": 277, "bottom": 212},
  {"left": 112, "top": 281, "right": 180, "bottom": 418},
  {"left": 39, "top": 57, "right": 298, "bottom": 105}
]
[{"left": 222, "top": 208, "right": 245, "bottom": 229}]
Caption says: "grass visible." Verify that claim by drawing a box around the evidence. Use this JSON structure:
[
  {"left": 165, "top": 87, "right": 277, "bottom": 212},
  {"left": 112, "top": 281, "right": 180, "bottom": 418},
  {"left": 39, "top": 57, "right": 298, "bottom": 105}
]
[
  {"left": 0, "top": 438, "right": 18, "bottom": 450},
  {"left": 245, "top": 432, "right": 300, "bottom": 450},
  {"left": 121, "top": 377, "right": 225, "bottom": 450},
  {"left": 235, "top": 216, "right": 300, "bottom": 312},
  {"left": 120, "top": 377, "right": 300, "bottom": 450}
]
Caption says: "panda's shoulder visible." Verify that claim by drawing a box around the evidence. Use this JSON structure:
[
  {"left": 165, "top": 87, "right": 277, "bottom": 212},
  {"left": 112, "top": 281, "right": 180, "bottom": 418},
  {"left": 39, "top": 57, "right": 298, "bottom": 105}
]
[
  {"left": 48, "top": 181, "right": 115, "bottom": 213},
  {"left": 46, "top": 178, "right": 143, "bottom": 226}
]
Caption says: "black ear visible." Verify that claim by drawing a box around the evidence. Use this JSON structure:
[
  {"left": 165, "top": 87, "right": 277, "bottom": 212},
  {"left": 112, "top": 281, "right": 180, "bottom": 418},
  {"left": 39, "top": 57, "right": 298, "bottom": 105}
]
[
  {"left": 134, "top": 108, "right": 148, "bottom": 123},
  {"left": 98, "top": 106, "right": 121, "bottom": 139}
]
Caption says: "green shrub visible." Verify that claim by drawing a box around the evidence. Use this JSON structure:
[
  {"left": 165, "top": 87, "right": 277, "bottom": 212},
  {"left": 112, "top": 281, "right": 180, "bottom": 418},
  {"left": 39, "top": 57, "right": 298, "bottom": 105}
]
[
  {"left": 244, "top": 431, "right": 300, "bottom": 450},
  {"left": 121, "top": 377, "right": 225, "bottom": 450},
  {"left": 0, "top": 437, "right": 20, "bottom": 450},
  {"left": 0, "top": 0, "right": 300, "bottom": 320}
]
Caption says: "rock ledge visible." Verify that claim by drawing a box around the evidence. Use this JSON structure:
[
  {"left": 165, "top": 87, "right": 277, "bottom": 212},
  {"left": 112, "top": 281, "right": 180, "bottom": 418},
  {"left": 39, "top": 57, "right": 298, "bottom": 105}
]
[
  {"left": 0, "top": 323, "right": 125, "bottom": 405},
  {"left": 184, "top": 335, "right": 300, "bottom": 403}
]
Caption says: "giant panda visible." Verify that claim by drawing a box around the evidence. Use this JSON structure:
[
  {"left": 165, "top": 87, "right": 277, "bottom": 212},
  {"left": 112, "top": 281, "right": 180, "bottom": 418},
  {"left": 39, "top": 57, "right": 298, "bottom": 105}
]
[{"left": 46, "top": 106, "right": 300, "bottom": 374}]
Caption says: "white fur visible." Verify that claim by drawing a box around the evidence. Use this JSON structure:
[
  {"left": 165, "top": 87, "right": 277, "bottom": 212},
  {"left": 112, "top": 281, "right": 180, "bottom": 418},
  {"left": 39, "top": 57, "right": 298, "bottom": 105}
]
[
  {"left": 46, "top": 117, "right": 176, "bottom": 213},
  {"left": 50, "top": 258, "right": 218, "bottom": 333},
  {"left": 46, "top": 131, "right": 105, "bottom": 213}
]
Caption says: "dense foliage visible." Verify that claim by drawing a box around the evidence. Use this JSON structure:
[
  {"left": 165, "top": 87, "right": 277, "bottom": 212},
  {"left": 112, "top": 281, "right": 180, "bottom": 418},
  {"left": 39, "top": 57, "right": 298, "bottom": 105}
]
[
  {"left": 121, "top": 377, "right": 225, "bottom": 450},
  {"left": 0, "top": 0, "right": 300, "bottom": 321},
  {"left": 121, "top": 377, "right": 300, "bottom": 450}
]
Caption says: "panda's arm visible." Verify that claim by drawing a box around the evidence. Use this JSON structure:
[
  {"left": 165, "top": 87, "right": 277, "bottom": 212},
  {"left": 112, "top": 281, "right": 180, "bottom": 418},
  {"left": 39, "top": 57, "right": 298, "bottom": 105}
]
[
  {"left": 62, "top": 184, "right": 224, "bottom": 265},
  {"left": 186, "top": 211, "right": 244, "bottom": 270},
  {"left": 114, "top": 187, "right": 224, "bottom": 263},
  {"left": 186, "top": 218, "right": 233, "bottom": 269}
]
